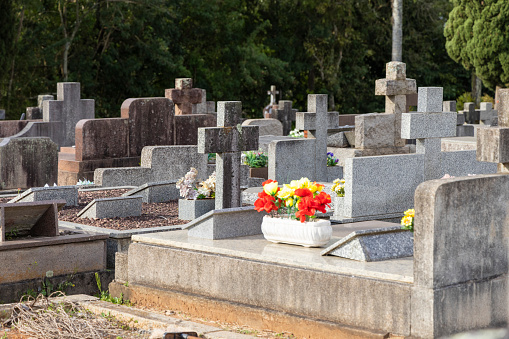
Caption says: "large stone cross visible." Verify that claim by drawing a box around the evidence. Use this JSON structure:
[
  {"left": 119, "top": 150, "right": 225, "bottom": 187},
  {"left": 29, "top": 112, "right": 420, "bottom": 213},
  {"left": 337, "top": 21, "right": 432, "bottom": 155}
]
[
  {"left": 43, "top": 82, "right": 95, "bottom": 147},
  {"left": 165, "top": 78, "right": 203, "bottom": 115},
  {"left": 296, "top": 94, "right": 339, "bottom": 181},
  {"left": 267, "top": 85, "right": 279, "bottom": 106},
  {"left": 477, "top": 88, "right": 509, "bottom": 173},
  {"left": 274, "top": 100, "right": 297, "bottom": 136},
  {"left": 401, "top": 87, "right": 456, "bottom": 180},
  {"left": 198, "top": 101, "right": 259, "bottom": 209},
  {"left": 375, "top": 62, "right": 417, "bottom": 147}
]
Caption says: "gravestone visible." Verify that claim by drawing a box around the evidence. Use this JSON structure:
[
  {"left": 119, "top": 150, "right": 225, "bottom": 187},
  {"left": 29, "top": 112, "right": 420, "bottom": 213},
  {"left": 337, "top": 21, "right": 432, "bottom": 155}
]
[
  {"left": 0, "top": 200, "right": 65, "bottom": 242},
  {"left": 77, "top": 196, "right": 142, "bottom": 219},
  {"left": 463, "top": 102, "right": 479, "bottom": 124},
  {"left": 479, "top": 102, "right": 497, "bottom": 125},
  {"left": 295, "top": 94, "right": 339, "bottom": 181},
  {"left": 263, "top": 85, "right": 279, "bottom": 118},
  {"left": 8, "top": 185, "right": 78, "bottom": 206},
  {"left": 197, "top": 101, "right": 259, "bottom": 209},
  {"left": 122, "top": 180, "right": 179, "bottom": 203},
  {"left": 401, "top": 87, "right": 457, "bottom": 180},
  {"left": 192, "top": 89, "right": 208, "bottom": 114},
  {"left": 44, "top": 82, "right": 95, "bottom": 147},
  {"left": 165, "top": 78, "right": 203, "bottom": 115},
  {"left": 26, "top": 95, "right": 54, "bottom": 120},
  {"left": 274, "top": 100, "right": 297, "bottom": 135},
  {"left": 241, "top": 118, "right": 283, "bottom": 136},
  {"left": 477, "top": 88, "right": 509, "bottom": 173},
  {"left": 0, "top": 110, "right": 5, "bottom": 120}
]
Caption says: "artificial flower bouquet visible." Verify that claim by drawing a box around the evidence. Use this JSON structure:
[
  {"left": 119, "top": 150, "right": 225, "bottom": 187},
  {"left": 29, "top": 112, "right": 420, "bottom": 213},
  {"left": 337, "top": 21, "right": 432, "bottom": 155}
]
[
  {"left": 176, "top": 167, "right": 216, "bottom": 200},
  {"left": 401, "top": 208, "right": 414, "bottom": 232},
  {"left": 327, "top": 152, "right": 339, "bottom": 166},
  {"left": 331, "top": 178, "right": 345, "bottom": 197},
  {"left": 254, "top": 177, "right": 331, "bottom": 223}
]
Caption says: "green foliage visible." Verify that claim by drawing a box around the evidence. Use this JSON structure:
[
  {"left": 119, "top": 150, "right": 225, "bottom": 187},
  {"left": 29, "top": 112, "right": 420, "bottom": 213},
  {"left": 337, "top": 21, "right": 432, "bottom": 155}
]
[
  {"left": 95, "top": 272, "right": 131, "bottom": 306},
  {"left": 456, "top": 92, "right": 476, "bottom": 111},
  {"left": 445, "top": 0, "right": 509, "bottom": 90},
  {"left": 243, "top": 150, "right": 268, "bottom": 168}
]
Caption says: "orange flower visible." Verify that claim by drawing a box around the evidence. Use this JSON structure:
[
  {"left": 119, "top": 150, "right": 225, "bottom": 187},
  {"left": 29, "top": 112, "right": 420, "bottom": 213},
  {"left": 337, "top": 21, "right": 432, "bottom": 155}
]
[
  {"left": 294, "top": 188, "right": 313, "bottom": 198},
  {"left": 254, "top": 191, "right": 280, "bottom": 213}
]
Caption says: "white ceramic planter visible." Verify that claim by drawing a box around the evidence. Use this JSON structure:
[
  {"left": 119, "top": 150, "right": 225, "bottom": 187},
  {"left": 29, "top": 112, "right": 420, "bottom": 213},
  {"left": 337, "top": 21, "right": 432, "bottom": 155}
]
[{"left": 261, "top": 216, "right": 332, "bottom": 247}]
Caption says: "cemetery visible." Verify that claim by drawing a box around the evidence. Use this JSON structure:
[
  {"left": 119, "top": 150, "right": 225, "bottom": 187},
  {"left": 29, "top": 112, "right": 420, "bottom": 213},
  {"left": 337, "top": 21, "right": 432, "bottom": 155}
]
[{"left": 1, "top": 1, "right": 509, "bottom": 338}]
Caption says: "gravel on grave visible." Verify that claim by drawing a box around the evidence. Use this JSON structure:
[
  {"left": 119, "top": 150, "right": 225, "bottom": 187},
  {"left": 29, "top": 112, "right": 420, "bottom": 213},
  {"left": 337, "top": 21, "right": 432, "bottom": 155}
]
[{"left": 0, "top": 189, "right": 187, "bottom": 231}]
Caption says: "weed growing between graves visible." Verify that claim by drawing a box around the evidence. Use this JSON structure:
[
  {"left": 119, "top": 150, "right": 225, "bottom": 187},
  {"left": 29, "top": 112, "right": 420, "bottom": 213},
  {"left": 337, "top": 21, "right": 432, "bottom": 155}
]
[
  {"left": 95, "top": 273, "right": 132, "bottom": 306},
  {"left": 242, "top": 150, "right": 268, "bottom": 168}
]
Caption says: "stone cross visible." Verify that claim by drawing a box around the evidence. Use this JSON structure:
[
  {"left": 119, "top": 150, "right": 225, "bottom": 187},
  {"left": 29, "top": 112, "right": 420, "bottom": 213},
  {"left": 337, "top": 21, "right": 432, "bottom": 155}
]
[
  {"left": 43, "top": 82, "right": 95, "bottom": 147},
  {"left": 295, "top": 94, "right": 339, "bottom": 181},
  {"left": 267, "top": 85, "right": 279, "bottom": 106},
  {"left": 375, "top": 61, "right": 417, "bottom": 147},
  {"left": 477, "top": 89, "right": 509, "bottom": 173},
  {"left": 463, "top": 102, "right": 479, "bottom": 124},
  {"left": 274, "top": 100, "right": 297, "bottom": 136},
  {"left": 198, "top": 101, "right": 259, "bottom": 209},
  {"left": 401, "top": 87, "right": 457, "bottom": 180},
  {"left": 165, "top": 78, "right": 203, "bottom": 115},
  {"left": 479, "top": 102, "right": 497, "bottom": 125}
]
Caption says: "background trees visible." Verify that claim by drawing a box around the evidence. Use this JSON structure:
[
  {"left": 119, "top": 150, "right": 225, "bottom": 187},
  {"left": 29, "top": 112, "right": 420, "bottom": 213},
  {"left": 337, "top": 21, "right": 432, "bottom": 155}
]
[{"left": 1, "top": 0, "right": 472, "bottom": 120}]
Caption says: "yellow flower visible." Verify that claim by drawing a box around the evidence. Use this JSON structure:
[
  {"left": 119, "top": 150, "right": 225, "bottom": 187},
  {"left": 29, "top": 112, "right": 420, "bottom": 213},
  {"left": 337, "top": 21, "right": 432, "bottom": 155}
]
[
  {"left": 263, "top": 181, "right": 279, "bottom": 195},
  {"left": 285, "top": 197, "right": 294, "bottom": 207},
  {"left": 401, "top": 216, "right": 413, "bottom": 226},
  {"left": 288, "top": 179, "right": 301, "bottom": 190},
  {"left": 298, "top": 177, "right": 311, "bottom": 188},
  {"left": 404, "top": 209, "right": 415, "bottom": 217},
  {"left": 277, "top": 185, "right": 294, "bottom": 199}
]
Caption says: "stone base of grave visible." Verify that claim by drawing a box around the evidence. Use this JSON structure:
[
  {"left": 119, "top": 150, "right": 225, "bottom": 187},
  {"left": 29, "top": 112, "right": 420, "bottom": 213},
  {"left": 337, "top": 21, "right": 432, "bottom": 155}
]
[
  {"left": 58, "top": 149, "right": 140, "bottom": 186},
  {"left": 0, "top": 232, "right": 108, "bottom": 285},
  {"left": 182, "top": 206, "right": 265, "bottom": 240},
  {"left": 329, "top": 145, "right": 415, "bottom": 167},
  {"left": 441, "top": 136, "right": 477, "bottom": 152},
  {"left": 0, "top": 269, "right": 114, "bottom": 304},
  {"left": 330, "top": 212, "right": 404, "bottom": 224}
]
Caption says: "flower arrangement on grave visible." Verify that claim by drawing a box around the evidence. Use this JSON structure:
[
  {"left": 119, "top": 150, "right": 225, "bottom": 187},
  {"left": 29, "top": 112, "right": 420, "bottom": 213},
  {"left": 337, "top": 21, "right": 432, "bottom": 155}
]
[
  {"left": 77, "top": 179, "right": 94, "bottom": 186},
  {"left": 289, "top": 128, "right": 304, "bottom": 138},
  {"left": 401, "top": 208, "right": 414, "bottom": 232},
  {"left": 176, "top": 168, "right": 216, "bottom": 200},
  {"left": 327, "top": 152, "right": 339, "bottom": 166},
  {"left": 331, "top": 178, "right": 345, "bottom": 197},
  {"left": 255, "top": 177, "right": 331, "bottom": 223},
  {"left": 242, "top": 150, "right": 268, "bottom": 168}
]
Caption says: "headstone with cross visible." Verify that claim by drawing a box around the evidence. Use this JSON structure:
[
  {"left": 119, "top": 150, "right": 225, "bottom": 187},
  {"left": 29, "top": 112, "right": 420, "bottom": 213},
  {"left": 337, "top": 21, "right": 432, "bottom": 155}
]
[
  {"left": 263, "top": 85, "right": 280, "bottom": 119},
  {"left": 463, "top": 102, "right": 479, "bottom": 124},
  {"left": 477, "top": 88, "right": 509, "bottom": 173},
  {"left": 479, "top": 102, "right": 497, "bottom": 125},
  {"left": 198, "top": 101, "right": 259, "bottom": 209},
  {"left": 267, "top": 85, "right": 279, "bottom": 106},
  {"left": 401, "top": 87, "right": 457, "bottom": 180},
  {"left": 273, "top": 100, "right": 297, "bottom": 135},
  {"left": 296, "top": 94, "right": 339, "bottom": 181},
  {"left": 165, "top": 78, "right": 203, "bottom": 115},
  {"left": 43, "top": 82, "right": 95, "bottom": 147},
  {"left": 375, "top": 61, "right": 417, "bottom": 147}
]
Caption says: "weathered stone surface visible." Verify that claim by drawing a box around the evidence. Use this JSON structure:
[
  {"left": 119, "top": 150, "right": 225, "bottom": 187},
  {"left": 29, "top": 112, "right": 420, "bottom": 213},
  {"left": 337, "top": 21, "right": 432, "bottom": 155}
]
[
  {"left": 0, "top": 137, "right": 58, "bottom": 189},
  {"left": 43, "top": 82, "right": 95, "bottom": 147},
  {"left": 8, "top": 186, "right": 78, "bottom": 206},
  {"left": 327, "top": 132, "right": 349, "bottom": 148},
  {"left": 165, "top": 78, "right": 203, "bottom": 115},
  {"left": 26, "top": 107, "right": 42, "bottom": 120},
  {"left": 498, "top": 88, "right": 509, "bottom": 127},
  {"left": 178, "top": 198, "right": 215, "bottom": 221},
  {"left": 0, "top": 121, "right": 30, "bottom": 138},
  {"left": 120, "top": 98, "right": 174, "bottom": 156},
  {"left": 401, "top": 112, "right": 457, "bottom": 139},
  {"left": 338, "top": 114, "right": 358, "bottom": 126},
  {"left": 441, "top": 137, "right": 477, "bottom": 152},
  {"left": 198, "top": 126, "right": 259, "bottom": 154},
  {"left": 443, "top": 100, "right": 456, "bottom": 112},
  {"left": 321, "top": 226, "right": 413, "bottom": 261},
  {"left": 122, "top": 181, "right": 179, "bottom": 203},
  {"left": 75, "top": 118, "right": 129, "bottom": 161},
  {"left": 242, "top": 118, "right": 283, "bottom": 136},
  {"left": 411, "top": 174, "right": 509, "bottom": 337},
  {"left": 355, "top": 113, "right": 396, "bottom": 149},
  {"left": 375, "top": 79, "right": 417, "bottom": 96},
  {"left": 0, "top": 200, "right": 65, "bottom": 242},
  {"left": 268, "top": 138, "right": 316, "bottom": 183},
  {"left": 78, "top": 196, "right": 142, "bottom": 219},
  {"left": 479, "top": 102, "right": 497, "bottom": 125},
  {"left": 174, "top": 114, "right": 217, "bottom": 145},
  {"left": 463, "top": 102, "right": 479, "bottom": 124},
  {"left": 476, "top": 126, "right": 509, "bottom": 163},
  {"left": 274, "top": 100, "right": 297, "bottom": 135}
]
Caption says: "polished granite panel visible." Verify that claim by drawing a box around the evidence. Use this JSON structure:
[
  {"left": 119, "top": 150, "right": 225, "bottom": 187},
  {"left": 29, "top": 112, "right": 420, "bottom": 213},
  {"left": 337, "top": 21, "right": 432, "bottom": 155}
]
[{"left": 133, "top": 220, "right": 414, "bottom": 283}]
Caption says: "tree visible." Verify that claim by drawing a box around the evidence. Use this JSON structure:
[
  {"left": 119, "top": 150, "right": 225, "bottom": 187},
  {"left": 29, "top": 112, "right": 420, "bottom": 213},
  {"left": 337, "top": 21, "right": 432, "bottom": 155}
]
[
  {"left": 392, "top": 0, "right": 403, "bottom": 62},
  {"left": 445, "top": 0, "right": 509, "bottom": 102}
]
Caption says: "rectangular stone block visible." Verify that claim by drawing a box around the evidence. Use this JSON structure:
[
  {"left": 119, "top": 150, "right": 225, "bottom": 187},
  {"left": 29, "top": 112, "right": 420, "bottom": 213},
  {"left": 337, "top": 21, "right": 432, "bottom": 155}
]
[
  {"left": 354, "top": 113, "right": 396, "bottom": 149},
  {"left": 174, "top": 114, "right": 217, "bottom": 145},
  {"left": 400, "top": 112, "right": 456, "bottom": 139},
  {"left": 197, "top": 126, "right": 259, "bottom": 153},
  {"left": 123, "top": 181, "right": 179, "bottom": 203},
  {"left": 8, "top": 185, "right": 78, "bottom": 206},
  {"left": 443, "top": 101, "right": 456, "bottom": 112},
  {"left": 178, "top": 198, "right": 215, "bottom": 221},
  {"left": 75, "top": 118, "right": 129, "bottom": 161},
  {"left": 77, "top": 196, "right": 142, "bottom": 219},
  {"left": 476, "top": 126, "right": 509, "bottom": 163},
  {"left": 268, "top": 138, "right": 316, "bottom": 183},
  {"left": 417, "top": 87, "right": 443, "bottom": 113},
  {"left": 457, "top": 113, "right": 465, "bottom": 125},
  {"left": 374, "top": 79, "right": 417, "bottom": 96},
  {"left": 295, "top": 112, "right": 339, "bottom": 131}
]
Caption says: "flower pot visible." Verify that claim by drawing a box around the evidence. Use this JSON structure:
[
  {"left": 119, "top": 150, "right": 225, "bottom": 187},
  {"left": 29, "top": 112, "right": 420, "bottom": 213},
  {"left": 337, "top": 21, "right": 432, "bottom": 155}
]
[
  {"left": 261, "top": 216, "right": 332, "bottom": 247},
  {"left": 333, "top": 196, "right": 344, "bottom": 218},
  {"left": 249, "top": 167, "right": 268, "bottom": 179},
  {"left": 178, "top": 198, "right": 215, "bottom": 221}
]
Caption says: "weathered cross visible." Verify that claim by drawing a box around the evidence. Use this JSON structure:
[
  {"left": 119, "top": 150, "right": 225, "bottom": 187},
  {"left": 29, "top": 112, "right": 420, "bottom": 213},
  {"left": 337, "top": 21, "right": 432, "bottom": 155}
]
[
  {"left": 401, "top": 87, "right": 457, "bottom": 180},
  {"left": 477, "top": 89, "right": 509, "bottom": 173},
  {"left": 274, "top": 100, "right": 297, "bottom": 136},
  {"left": 165, "top": 78, "right": 203, "bottom": 115},
  {"left": 198, "top": 101, "right": 259, "bottom": 209},
  {"left": 267, "top": 85, "right": 279, "bottom": 106},
  {"left": 375, "top": 61, "right": 417, "bottom": 147},
  {"left": 43, "top": 82, "right": 95, "bottom": 147},
  {"left": 296, "top": 94, "right": 339, "bottom": 181},
  {"left": 463, "top": 102, "right": 479, "bottom": 124}
]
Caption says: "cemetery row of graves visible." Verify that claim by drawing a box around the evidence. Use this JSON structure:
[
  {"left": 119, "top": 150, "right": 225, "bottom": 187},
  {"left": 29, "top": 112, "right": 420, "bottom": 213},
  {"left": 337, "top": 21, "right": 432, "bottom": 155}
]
[{"left": 0, "top": 61, "right": 507, "bottom": 338}]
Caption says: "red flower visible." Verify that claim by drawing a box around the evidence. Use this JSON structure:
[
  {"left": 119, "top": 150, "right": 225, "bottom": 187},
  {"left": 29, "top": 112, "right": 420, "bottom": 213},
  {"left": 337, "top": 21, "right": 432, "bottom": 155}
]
[
  {"left": 294, "top": 188, "right": 313, "bottom": 198},
  {"left": 262, "top": 179, "right": 276, "bottom": 186},
  {"left": 254, "top": 191, "right": 280, "bottom": 213}
]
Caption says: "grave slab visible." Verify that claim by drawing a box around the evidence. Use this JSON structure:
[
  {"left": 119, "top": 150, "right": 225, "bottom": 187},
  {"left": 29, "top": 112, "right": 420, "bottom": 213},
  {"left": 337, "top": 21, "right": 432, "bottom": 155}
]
[
  {"left": 8, "top": 185, "right": 78, "bottom": 206},
  {"left": 321, "top": 226, "right": 413, "bottom": 261},
  {"left": 241, "top": 118, "right": 283, "bottom": 136},
  {"left": 77, "top": 196, "right": 142, "bottom": 219},
  {"left": 122, "top": 181, "right": 179, "bottom": 203},
  {"left": 183, "top": 206, "right": 265, "bottom": 240}
]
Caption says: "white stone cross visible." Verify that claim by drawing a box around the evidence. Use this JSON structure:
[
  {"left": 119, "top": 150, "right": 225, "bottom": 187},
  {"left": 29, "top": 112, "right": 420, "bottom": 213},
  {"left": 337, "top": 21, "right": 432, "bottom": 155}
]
[
  {"left": 295, "top": 94, "right": 339, "bottom": 181},
  {"left": 267, "top": 85, "right": 279, "bottom": 106},
  {"left": 198, "top": 101, "right": 259, "bottom": 209},
  {"left": 43, "top": 82, "right": 95, "bottom": 147},
  {"left": 401, "top": 87, "right": 457, "bottom": 180}
]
